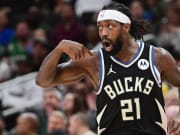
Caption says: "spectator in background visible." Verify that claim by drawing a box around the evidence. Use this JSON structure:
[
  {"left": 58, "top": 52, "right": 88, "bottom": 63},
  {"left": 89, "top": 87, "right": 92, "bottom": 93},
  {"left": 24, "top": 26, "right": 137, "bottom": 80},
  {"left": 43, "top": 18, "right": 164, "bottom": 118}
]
[
  {"left": 157, "top": 2, "right": 180, "bottom": 54},
  {"left": 130, "top": 0, "right": 144, "bottom": 20},
  {"left": 165, "top": 89, "right": 180, "bottom": 135},
  {"left": 27, "top": 6, "right": 43, "bottom": 30},
  {"left": 28, "top": 38, "right": 50, "bottom": 71},
  {"left": 0, "top": 0, "right": 39, "bottom": 15},
  {"left": 143, "top": 0, "right": 156, "bottom": 21},
  {"left": 43, "top": 88, "right": 63, "bottom": 114},
  {"left": 85, "top": 24, "right": 102, "bottom": 50},
  {"left": 63, "top": 92, "right": 85, "bottom": 120},
  {"left": 33, "top": 87, "right": 63, "bottom": 135},
  {"left": 83, "top": 79, "right": 97, "bottom": 132},
  {"left": 51, "top": 1, "right": 85, "bottom": 46},
  {"left": 164, "top": 88, "right": 179, "bottom": 118},
  {"left": 176, "top": 56, "right": 180, "bottom": 67},
  {"left": 47, "top": 111, "right": 67, "bottom": 134},
  {"left": 8, "top": 20, "right": 32, "bottom": 57},
  {"left": 53, "top": 0, "right": 64, "bottom": 15},
  {"left": 41, "top": 0, "right": 62, "bottom": 30},
  {"left": 63, "top": 77, "right": 97, "bottom": 131},
  {"left": 161, "top": 48, "right": 180, "bottom": 135},
  {"left": 63, "top": 78, "right": 97, "bottom": 132},
  {"left": 0, "top": 7, "right": 15, "bottom": 49},
  {"left": 68, "top": 113, "right": 96, "bottom": 135},
  {"left": 12, "top": 55, "right": 33, "bottom": 76},
  {"left": 10, "top": 112, "right": 39, "bottom": 135},
  {"left": 32, "top": 28, "right": 49, "bottom": 41},
  {"left": 143, "top": 0, "right": 166, "bottom": 34},
  {"left": 0, "top": 116, "right": 7, "bottom": 135},
  {"left": 48, "top": 130, "right": 68, "bottom": 135},
  {"left": 129, "top": 0, "right": 157, "bottom": 45}
]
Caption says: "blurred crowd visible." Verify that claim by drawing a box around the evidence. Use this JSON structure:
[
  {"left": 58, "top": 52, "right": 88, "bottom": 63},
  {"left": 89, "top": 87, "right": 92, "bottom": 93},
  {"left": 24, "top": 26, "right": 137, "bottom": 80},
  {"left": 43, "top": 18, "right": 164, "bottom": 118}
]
[{"left": 0, "top": 0, "right": 180, "bottom": 135}]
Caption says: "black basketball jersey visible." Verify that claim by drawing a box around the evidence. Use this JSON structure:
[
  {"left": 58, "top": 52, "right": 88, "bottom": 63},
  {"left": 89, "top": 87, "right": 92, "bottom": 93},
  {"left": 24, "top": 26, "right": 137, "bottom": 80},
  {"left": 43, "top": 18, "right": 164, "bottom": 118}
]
[{"left": 96, "top": 41, "right": 167, "bottom": 135}]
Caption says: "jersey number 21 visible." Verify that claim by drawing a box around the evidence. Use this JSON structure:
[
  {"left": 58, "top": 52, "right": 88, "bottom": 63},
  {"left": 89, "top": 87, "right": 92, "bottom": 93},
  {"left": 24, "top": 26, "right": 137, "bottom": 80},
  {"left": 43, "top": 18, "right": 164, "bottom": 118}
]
[{"left": 120, "top": 98, "right": 141, "bottom": 121}]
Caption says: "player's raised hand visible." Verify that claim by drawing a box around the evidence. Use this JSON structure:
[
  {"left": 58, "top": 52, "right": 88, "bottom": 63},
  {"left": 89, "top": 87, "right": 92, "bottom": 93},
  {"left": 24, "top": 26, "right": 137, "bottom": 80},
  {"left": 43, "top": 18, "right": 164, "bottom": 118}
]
[
  {"left": 57, "top": 40, "right": 92, "bottom": 60},
  {"left": 168, "top": 118, "right": 180, "bottom": 135}
]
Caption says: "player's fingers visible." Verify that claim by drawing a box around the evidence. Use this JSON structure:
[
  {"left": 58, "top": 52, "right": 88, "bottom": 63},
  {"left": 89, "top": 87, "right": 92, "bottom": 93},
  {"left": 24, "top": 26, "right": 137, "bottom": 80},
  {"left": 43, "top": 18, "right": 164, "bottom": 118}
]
[
  {"left": 173, "top": 122, "right": 179, "bottom": 131},
  {"left": 81, "top": 49, "right": 85, "bottom": 59},
  {"left": 73, "top": 53, "right": 77, "bottom": 60},
  {"left": 70, "top": 46, "right": 82, "bottom": 60},
  {"left": 78, "top": 50, "right": 83, "bottom": 60},
  {"left": 79, "top": 46, "right": 85, "bottom": 59},
  {"left": 80, "top": 47, "right": 89, "bottom": 59},
  {"left": 168, "top": 120, "right": 175, "bottom": 133},
  {"left": 169, "top": 120, "right": 180, "bottom": 134},
  {"left": 72, "top": 46, "right": 91, "bottom": 60},
  {"left": 174, "top": 122, "right": 180, "bottom": 135}
]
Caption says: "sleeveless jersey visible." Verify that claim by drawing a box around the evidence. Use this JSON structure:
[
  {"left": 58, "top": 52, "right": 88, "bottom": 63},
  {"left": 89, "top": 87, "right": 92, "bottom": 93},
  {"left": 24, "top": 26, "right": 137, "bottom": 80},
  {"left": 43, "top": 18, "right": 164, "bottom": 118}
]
[{"left": 96, "top": 41, "right": 167, "bottom": 135}]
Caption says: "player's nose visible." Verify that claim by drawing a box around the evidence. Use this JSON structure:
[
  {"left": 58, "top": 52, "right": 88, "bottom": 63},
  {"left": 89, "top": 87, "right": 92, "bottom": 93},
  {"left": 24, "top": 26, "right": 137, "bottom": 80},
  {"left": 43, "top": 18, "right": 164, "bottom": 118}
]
[{"left": 101, "top": 27, "right": 109, "bottom": 38}]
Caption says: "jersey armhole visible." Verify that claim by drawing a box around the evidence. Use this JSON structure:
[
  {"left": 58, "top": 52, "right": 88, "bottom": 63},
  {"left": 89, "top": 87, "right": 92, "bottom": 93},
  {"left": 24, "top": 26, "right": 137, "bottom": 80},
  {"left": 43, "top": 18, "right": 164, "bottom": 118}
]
[
  {"left": 149, "top": 46, "right": 162, "bottom": 88},
  {"left": 96, "top": 49, "right": 105, "bottom": 95}
]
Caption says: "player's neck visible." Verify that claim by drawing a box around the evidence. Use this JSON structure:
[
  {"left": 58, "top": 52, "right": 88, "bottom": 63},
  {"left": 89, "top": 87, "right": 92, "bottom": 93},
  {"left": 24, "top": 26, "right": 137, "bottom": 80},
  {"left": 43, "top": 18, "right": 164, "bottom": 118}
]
[
  {"left": 115, "top": 38, "right": 131, "bottom": 57},
  {"left": 115, "top": 39, "right": 139, "bottom": 63}
]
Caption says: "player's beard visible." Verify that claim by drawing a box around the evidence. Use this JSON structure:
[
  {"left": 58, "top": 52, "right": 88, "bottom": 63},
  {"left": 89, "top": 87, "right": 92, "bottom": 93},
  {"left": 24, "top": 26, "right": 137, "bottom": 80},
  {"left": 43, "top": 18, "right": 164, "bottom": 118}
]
[{"left": 102, "top": 37, "right": 123, "bottom": 56}]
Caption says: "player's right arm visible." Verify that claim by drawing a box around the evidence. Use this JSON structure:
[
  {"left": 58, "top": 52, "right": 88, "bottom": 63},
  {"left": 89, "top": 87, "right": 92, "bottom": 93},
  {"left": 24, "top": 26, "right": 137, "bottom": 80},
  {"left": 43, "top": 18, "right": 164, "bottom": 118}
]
[{"left": 36, "top": 40, "right": 93, "bottom": 88}]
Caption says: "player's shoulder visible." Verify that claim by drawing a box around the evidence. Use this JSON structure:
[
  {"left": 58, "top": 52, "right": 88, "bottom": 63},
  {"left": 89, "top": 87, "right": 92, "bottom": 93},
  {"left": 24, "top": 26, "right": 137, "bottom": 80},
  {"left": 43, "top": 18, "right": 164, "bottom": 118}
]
[
  {"left": 153, "top": 46, "right": 172, "bottom": 59},
  {"left": 143, "top": 43, "right": 170, "bottom": 59},
  {"left": 152, "top": 46, "right": 176, "bottom": 72}
]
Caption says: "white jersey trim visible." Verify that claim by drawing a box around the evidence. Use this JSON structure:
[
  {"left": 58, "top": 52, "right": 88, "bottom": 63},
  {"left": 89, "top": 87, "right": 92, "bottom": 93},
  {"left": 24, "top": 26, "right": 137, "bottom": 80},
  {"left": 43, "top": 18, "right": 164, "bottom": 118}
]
[
  {"left": 97, "top": 105, "right": 107, "bottom": 135},
  {"left": 96, "top": 49, "right": 105, "bottom": 95},
  {"left": 155, "top": 98, "right": 167, "bottom": 133},
  {"left": 110, "top": 41, "right": 144, "bottom": 68},
  {"left": 149, "top": 46, "right": 161, "bottom": 88}
]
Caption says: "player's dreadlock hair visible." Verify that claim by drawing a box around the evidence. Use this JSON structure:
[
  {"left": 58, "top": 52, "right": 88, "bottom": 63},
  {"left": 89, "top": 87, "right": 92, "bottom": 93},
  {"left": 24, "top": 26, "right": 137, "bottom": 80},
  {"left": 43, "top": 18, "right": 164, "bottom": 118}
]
[{"left": 102, "top": 2, "right": 147, "bottom": 40}]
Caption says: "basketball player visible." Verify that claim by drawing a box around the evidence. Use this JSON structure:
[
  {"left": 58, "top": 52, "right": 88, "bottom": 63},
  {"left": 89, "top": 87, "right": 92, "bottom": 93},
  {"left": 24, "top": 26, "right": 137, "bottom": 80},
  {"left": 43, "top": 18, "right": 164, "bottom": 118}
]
[{"left": 36, "top": 3, "right": 180, "bottom": 135}]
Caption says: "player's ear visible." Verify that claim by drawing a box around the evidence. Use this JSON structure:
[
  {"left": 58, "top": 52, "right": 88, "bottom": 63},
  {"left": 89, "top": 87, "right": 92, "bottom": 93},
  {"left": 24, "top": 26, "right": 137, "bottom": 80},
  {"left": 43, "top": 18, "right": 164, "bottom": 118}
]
[{"left": 123, "top": 24, "right": 130, "bottom": 33}]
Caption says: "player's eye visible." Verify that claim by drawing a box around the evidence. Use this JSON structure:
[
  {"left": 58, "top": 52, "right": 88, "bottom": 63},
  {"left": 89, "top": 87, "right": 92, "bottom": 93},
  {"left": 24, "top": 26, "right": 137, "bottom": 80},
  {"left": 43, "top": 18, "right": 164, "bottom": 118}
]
[
  {"left": 108, "top": 24, "right": 113, "bottom": 29},
  {"left": 98, "top": 26, "right": 103, "bottom": 31}
]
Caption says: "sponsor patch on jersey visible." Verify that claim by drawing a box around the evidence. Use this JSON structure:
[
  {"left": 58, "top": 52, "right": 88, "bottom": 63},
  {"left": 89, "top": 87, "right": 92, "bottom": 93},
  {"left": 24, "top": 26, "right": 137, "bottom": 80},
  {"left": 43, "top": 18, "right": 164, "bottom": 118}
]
[{"left": 137, "top": 59, "right": 149, "bottom": 70}]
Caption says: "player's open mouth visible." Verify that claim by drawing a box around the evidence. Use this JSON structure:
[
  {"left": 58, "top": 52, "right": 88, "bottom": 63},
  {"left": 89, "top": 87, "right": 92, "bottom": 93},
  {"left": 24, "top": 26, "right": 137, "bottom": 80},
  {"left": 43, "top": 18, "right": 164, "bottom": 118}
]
[
  {"left": 102, "top": 40, "right": 112, "bottom": 51},
  {"left": 104, "top": 42, "right": 111, "bottom": 47}
]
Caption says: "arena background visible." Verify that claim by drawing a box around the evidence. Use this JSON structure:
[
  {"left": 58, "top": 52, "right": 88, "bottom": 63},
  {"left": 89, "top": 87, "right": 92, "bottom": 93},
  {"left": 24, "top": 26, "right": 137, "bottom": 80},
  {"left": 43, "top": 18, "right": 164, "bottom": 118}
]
[{"left": 0, "top": 0, "right": 179, "bottom": 135}]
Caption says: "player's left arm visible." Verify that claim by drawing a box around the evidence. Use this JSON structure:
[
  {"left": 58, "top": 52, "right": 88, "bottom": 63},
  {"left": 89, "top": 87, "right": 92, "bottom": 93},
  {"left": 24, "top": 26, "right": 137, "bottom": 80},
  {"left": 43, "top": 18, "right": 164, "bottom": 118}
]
[{"left": 155, "top": 47, "right": 180, "bottom": 87}]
